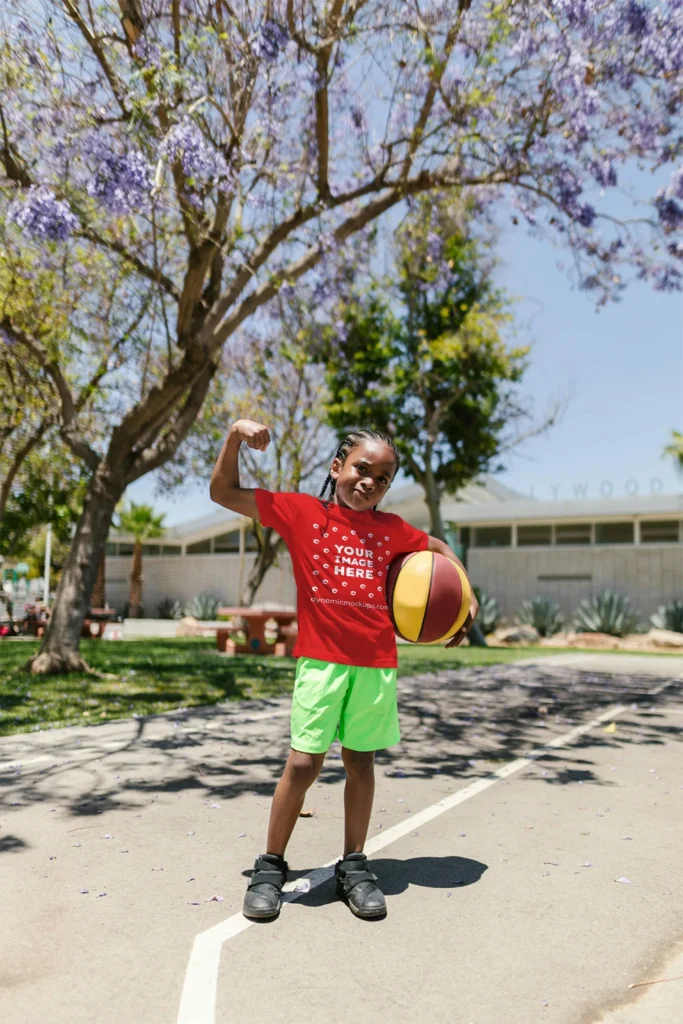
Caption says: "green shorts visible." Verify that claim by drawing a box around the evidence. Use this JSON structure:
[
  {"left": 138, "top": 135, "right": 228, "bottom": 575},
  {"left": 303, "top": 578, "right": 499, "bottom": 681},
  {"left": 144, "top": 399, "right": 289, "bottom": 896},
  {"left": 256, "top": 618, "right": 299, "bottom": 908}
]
[{"left": 290, "top": 658, "right": 400, "bottom": 754}]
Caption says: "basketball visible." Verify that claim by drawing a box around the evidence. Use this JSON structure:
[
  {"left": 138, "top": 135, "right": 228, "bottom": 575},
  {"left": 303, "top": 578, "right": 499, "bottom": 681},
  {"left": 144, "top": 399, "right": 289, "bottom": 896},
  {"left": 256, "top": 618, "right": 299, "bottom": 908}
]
[{"left": 386, "top": 550, "right": 472, "bottom": 644}]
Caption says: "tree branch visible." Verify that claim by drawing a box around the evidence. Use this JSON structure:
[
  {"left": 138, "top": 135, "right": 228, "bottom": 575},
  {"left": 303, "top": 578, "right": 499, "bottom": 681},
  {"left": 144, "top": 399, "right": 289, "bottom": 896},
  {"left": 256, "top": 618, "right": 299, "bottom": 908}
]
[
  {"left": 61, "top": 0, "right": 130, "bottom": 116},
  {"left": 0, "top": 317, "right": 102, "bottom": 471},
  {"left": 126, "top": 360, "right": 217, "bottom": 482},
  {"left": 0, "top": 417, "right": 52, "bottom": 522}
]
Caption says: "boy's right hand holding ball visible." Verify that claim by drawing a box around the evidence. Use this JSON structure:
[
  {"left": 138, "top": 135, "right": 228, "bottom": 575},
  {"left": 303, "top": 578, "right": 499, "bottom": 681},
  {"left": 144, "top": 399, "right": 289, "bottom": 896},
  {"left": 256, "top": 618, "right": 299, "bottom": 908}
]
[{"left": 230, "top": 419, "right": 271, "bottom": 452}]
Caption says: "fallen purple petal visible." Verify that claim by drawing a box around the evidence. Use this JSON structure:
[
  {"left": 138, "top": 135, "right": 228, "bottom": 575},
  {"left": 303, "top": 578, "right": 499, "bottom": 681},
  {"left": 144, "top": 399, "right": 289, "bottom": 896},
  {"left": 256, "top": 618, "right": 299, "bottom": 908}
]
[
  {"left": 236, "top": 832, "right": 247, "bottom": 838},
  {"left": 79, "top": 889, "right": 89, "bottom": 894},
  {"left": 187, "top": 831, "right": 195, "bottom": 836},
  {"left": 615, "top": 877, "right": 633, "bottom": 884},
  {"left": 188, "top": 901, "right": 200, "bottom": 906},
  {"left": 206, "top": 895, "right": 224, "bottom": 902},
  {"left": 101, "top": 834, "right": 113, "bottom": 839}
]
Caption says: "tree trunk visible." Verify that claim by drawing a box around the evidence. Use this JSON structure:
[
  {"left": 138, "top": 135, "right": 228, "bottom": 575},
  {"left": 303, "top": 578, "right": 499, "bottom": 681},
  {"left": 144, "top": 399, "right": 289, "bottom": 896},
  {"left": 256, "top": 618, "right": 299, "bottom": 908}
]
[
  {"left": 128, "top": 541, "right": 144, "bottom": 618},
  {"left": 24, "top": 464, "right": 125, "bottom": 674},
  {"left": 240, "top": 528, "right": 282, "bottom": 606},
  {"left": 423, "top": 463, "right": 446, "bottom": 540},
  {"left": 92, "top": 552, "right": 106, "bottom": 608}
]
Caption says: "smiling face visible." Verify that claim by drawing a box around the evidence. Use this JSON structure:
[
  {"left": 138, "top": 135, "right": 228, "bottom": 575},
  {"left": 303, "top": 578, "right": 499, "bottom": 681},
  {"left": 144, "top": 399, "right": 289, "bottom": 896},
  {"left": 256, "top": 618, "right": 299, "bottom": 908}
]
[{"left": 330, "top": 439, "right": 398, "bottom": 511}]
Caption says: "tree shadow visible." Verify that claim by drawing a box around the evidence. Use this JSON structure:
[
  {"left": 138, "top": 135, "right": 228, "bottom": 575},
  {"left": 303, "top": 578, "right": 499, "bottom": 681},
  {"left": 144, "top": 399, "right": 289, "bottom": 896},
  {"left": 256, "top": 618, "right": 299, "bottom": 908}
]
[
  {"left": 1, "top": 662, "right": 681, "bottom": 828},
  {"left": 0, "top": 834, "right": 29, "bottom": 853}
]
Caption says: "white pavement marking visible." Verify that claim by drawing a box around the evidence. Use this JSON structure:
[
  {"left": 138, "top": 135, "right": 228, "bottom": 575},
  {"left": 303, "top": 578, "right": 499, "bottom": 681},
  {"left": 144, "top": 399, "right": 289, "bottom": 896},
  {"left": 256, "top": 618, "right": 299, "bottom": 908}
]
[{"left": 177, "top": 675, "right": 680, "bottom": 1024}]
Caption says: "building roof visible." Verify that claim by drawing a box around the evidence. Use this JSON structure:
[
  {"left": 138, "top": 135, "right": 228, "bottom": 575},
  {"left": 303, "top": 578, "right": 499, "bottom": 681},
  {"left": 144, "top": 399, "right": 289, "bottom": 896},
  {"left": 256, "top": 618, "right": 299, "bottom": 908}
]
[
  {"left": 444, "top": 492, "right": 683, "bottom": 525},
  {"left": 111, "top": 475, "right": 526, "bottom": 544}
]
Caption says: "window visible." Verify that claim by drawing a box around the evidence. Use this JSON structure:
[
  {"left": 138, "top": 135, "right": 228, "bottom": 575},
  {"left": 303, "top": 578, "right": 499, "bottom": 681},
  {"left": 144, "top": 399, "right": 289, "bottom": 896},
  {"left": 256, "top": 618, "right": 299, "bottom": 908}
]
[
  {"left": 186, "top": 539, "right": 212, "bottom": 554},
  {"left": 213, "top": 531, "right": 240, "bottom": 553},
  {"left": 595, "top": 521, "right": 634, "bottom": 545},
  {"left": 161, "top": 545, "right": 181, "bottom": 556},
  {"left": 106, "top": 542, "right": 119, "bottom": 556},
  {"left": 518, "top": 525, "right": 552, "bottom": 546},
  {"left": 640, "top": 520, "right": 680, "bottom": 543},
  {"left": 459, "top": 527, "right": 471, "bottom": 546},
  {"left": 118, "top": 543, "right": 134, "bottom": 556},
  {"left": 142, "top": 544, "right": 160, "bottom": 556},
  {"left": 473, "top": 526, "right": 512, "bottom": 548},
  {"left": 555, "top": 523, "right": 592, "bottom": 545}
]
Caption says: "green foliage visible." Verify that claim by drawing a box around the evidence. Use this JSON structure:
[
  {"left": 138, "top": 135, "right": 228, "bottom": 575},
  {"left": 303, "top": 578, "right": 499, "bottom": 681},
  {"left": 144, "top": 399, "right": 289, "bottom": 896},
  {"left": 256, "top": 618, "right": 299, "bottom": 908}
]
[
  {"left": 663, "top": 430, "right": 683, "bottom": 472},
  {"left": 573, "top": 591, "right": 639, "bottom": 637},
  {"left": 157, "top": 597, "right": 183, "bottom": 620},
  {"left": 473, "top": 586, "right": 500, "bottom": 634},
  {"left": 115, "top": 501, "right": 165, "bottom": 541},
  {"left": 518, "top": 596, "right": 564, "bottom": 637},
  {"left": 322, "top": 195, "right": 530, "bottom": 528},
  {"left": 0, "top": 452, "right": 86, "bottom": 557},
  {"left": 650, "top": 600, "right": 683, "bottom": 633},
  {"left": 184, "top": 592, "right": 222, "bottom": 620}
]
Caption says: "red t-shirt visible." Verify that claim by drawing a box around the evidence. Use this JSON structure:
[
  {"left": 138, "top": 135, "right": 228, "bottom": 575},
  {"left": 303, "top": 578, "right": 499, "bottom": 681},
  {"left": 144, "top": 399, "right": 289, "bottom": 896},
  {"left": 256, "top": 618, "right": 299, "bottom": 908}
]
[{"left": 255, "top": 491, "right": 429, "bottom": 668}]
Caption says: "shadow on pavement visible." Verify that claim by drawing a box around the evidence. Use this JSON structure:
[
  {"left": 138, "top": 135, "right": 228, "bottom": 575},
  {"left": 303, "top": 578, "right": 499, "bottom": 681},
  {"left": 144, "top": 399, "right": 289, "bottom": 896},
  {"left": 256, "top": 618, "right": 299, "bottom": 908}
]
[
  {"left": 289, "top": 855, "right": 488, "bottom": 911},
  {"left": 1, "top": 663, "right": 681, "bottom": 833}
]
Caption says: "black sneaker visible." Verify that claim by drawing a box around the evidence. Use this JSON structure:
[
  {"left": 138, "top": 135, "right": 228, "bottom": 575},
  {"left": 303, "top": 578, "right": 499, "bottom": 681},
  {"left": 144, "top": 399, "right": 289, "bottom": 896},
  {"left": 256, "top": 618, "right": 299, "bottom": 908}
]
[
  {"left": 243, "top": 853, "right": 288, "bottom": 920},
  {"left": 335, "top": 852, "right": 387, "bottom": 918}
]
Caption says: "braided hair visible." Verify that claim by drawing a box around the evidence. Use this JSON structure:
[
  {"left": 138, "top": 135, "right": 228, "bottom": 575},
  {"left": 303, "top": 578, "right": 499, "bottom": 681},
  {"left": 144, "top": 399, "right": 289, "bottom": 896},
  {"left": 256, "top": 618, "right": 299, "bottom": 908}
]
[{"left": 318, "top": 429, "right": 400, "bottom": 508}]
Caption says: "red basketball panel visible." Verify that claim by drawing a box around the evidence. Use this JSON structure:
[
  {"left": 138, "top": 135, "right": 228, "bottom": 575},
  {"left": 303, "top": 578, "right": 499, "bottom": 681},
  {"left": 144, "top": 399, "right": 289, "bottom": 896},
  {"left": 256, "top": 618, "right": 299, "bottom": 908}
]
[
  {"left": 386, "top": 551, "right": 420, "bottom": 641},
  {"left": 418, "top": 553, "right": 464, "bottom": 643}
]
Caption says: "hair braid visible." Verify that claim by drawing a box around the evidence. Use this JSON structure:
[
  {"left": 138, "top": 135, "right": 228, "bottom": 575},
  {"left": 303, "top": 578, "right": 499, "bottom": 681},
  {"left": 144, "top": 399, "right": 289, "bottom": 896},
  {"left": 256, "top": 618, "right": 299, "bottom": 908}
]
[{"left": 318, "top": 429, "right": 400, "bottom": 506}]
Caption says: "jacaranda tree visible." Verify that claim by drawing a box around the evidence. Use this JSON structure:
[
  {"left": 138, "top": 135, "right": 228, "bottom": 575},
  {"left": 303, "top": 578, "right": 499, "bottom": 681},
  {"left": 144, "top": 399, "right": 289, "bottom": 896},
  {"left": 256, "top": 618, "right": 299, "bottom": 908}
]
[{"left": 0, "top": 0, "right": 682, "bottom": 672}]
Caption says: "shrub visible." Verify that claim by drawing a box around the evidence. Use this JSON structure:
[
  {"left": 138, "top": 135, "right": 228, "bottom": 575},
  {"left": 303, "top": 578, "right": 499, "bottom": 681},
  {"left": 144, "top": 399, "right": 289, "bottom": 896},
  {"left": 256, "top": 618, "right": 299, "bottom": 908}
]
[
  {"left": 184, "top": 592, "right": 222, "bottom": 621},
  {"left": 157, "top": 598, "right": 183, "bottom": 620},
  {"left": 650, "top": 599, "right": 683, "bottom": 633},
  {"left": 473, "top": 587, "right": 500, "bottom": 634},
  {"left": 573, "top": 590, "right": 639, "bottom": 637},
  {"left": 518, "top": 596, "right": 564, "bottom": 637}
]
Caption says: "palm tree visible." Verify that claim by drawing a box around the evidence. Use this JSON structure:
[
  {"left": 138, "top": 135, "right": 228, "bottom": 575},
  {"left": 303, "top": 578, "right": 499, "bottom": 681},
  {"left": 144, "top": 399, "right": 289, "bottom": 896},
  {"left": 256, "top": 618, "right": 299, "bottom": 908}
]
[
  {"left": 664, "top": 430, "right": 683, "bottom": 472},
  {"left": 116, "top": 502, "right": 165, "bottom": 618}
]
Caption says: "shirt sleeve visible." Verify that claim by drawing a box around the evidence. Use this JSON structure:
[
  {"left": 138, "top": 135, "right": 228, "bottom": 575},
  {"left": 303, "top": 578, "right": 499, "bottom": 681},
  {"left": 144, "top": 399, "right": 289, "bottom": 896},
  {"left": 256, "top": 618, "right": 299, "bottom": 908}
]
[
  {"left": 387, "top": 513, "right": 430, "bottom": 555},
  {"left": 254, "top": 490, "right": 303, "bottom": 543}
]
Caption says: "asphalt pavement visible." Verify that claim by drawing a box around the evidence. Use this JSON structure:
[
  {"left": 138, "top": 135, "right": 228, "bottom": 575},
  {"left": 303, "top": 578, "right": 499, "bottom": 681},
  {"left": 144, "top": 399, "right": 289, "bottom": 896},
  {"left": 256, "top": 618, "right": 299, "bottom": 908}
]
[{"left": 1, "top": 653, "right": 682, "bottom": 1024}]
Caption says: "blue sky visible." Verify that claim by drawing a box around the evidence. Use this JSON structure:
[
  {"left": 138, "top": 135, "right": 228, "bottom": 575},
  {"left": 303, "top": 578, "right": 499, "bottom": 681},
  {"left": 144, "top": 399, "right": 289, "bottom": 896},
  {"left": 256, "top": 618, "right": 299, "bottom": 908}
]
[{"left": 130, "top": 175, "right": 683, "bottom": 526}]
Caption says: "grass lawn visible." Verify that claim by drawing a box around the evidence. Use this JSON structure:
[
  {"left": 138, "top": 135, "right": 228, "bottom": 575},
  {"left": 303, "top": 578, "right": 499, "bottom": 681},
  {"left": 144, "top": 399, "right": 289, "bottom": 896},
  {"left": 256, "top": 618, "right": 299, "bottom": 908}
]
[{"left": 0, "top": 638, "right": 553, "bottom": 738}]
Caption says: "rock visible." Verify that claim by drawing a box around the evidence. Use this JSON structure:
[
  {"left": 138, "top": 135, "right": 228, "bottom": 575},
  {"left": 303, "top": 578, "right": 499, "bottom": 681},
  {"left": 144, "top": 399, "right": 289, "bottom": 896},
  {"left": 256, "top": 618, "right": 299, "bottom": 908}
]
[
  {"left": 176, "top": 616, "right": 204, "bottom": 637},
  {"left": 493, "top": 624, "right": 540, "bottom": 645},
  {"left": 539, "top": 633, "right": 574, "bottom": 647},
  {"left": 647, "top": 628, "right": 683, "bottom": 649},
  {"left": 571, "top": 632, "right": 620, "bottom": 649}
]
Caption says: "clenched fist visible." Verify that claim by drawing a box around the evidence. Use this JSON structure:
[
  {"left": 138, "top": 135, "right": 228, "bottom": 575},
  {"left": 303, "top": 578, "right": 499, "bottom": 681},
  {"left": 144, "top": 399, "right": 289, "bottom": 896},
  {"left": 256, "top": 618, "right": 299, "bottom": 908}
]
[{"left": 229, "top": 419, "right": 271, "bottom": 452}]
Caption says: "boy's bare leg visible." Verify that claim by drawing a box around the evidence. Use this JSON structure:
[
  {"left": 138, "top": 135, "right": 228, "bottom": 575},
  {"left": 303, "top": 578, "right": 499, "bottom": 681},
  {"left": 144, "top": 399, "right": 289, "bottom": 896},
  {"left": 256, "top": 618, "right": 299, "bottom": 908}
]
[
  {"left": 341, "top": 747, "right": 376, "bottom": 855},
  {"left": 266, "top": 749, "right": 325, "bottom": 857}
]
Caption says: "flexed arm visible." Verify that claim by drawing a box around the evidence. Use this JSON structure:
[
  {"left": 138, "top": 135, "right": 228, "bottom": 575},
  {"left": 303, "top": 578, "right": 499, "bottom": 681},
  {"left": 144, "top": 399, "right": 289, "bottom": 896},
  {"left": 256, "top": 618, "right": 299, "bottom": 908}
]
[{"left": 209, "top": 419, "right": 271, "bottom": 519}]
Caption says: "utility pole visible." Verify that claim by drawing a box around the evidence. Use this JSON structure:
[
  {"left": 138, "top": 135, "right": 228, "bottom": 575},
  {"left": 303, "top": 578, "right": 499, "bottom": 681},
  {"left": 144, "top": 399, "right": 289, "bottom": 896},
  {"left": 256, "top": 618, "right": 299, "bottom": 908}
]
[{"left": 43, "top": 522, "right": 52, "bottom": 605}]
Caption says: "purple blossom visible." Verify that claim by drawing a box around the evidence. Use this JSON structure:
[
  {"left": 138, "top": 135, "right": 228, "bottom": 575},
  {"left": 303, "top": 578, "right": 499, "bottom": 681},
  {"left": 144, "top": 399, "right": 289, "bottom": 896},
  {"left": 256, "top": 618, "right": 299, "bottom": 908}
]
[
  {"left": 252, "top": 20, "right": 288, "bottom": 63},
  {"left": 623, "top": 1, "right": 649, "bottom": 39},
  {"left": 575, "top": 203, "right": 596, "bottom": 228},
  {"left": 667, "top": 167, "right": 683, "bottom": 201},
  {"left": 162, "top": 120, "right": 230, "bottom": 186},
  {"left": 8, "top": 186, "right": 78, "bottom": 242},
  {"left": 589, "top": 158, "right": 617, "bottom": 189},
  {"left": 86, "top": 145, "right": 153, "bottom": 213},
  {"left": 655, "top": 193, "right": 683, "bottom": 234}
]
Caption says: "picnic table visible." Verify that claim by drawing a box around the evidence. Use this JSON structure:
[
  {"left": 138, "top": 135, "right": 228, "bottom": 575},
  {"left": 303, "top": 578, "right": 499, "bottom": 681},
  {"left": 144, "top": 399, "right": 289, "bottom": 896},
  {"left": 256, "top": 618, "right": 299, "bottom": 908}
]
[{"left": 216, "top": 607, "right": 297, "bottom": 657}]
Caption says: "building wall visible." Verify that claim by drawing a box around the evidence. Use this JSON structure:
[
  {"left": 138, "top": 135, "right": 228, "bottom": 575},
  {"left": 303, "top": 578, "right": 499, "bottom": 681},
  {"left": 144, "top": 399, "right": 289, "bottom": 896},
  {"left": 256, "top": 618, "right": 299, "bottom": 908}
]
[
  {"left": 105, "top": 553, "right": 297, "bottom": 613},
  {"left": 468, "top": 545, "right": 683, "bottom": 621}
]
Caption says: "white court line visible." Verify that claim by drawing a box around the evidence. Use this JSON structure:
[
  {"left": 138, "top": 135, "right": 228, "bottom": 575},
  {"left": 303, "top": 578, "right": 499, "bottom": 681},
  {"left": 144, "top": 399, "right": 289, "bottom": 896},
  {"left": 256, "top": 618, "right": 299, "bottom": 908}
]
[{"left": 176, "top": 675, "right": 680, "bottom": 1024}]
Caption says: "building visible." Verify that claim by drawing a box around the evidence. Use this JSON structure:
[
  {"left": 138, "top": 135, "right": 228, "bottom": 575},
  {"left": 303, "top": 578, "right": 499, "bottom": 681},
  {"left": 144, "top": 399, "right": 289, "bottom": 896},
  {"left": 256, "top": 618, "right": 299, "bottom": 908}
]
[{"left": 105, "top": 481, "right": 683, "bottom": 621}]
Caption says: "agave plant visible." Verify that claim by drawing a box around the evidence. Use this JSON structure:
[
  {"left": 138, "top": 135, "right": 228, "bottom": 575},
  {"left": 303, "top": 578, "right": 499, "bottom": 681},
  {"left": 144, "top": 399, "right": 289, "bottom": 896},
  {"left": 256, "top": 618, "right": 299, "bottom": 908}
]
[
  {"left": 650, "top": 599, "right": 683, "bottom": 633},
  {"left": 157, "top": 597, "right": 183, "bottom": 620},
  {"left": 473, "top": 587, "right": 500, "bottom": 634},
  {"left": 518, "top": 596, "right": 564, "bottom": 637},
  {"left": 184, "top": 592, "right": 222, "bottom": 621},
  {"left": 573, "top": 590, "right": 639, "bottom": 637}
]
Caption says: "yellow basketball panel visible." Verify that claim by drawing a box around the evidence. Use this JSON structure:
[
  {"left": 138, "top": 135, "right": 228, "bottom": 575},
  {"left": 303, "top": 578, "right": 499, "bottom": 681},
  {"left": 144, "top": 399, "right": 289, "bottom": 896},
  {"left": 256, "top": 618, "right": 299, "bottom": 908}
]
[
  {"left": 392, "top": 550, "right": 433, "bottom": 642},
  {"left": 422, "top": 562, "right": 473, "bottom": 645}
]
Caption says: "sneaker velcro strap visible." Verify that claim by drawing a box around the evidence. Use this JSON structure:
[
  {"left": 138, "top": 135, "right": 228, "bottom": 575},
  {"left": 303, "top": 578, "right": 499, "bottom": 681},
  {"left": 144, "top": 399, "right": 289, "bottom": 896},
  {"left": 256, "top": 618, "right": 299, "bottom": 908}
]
[
  {"left": 248, "top": 868, "right": 286, "bottom": 884},
  {"left": 336, "top": 867, "right": 378, "bottom": 888}
]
